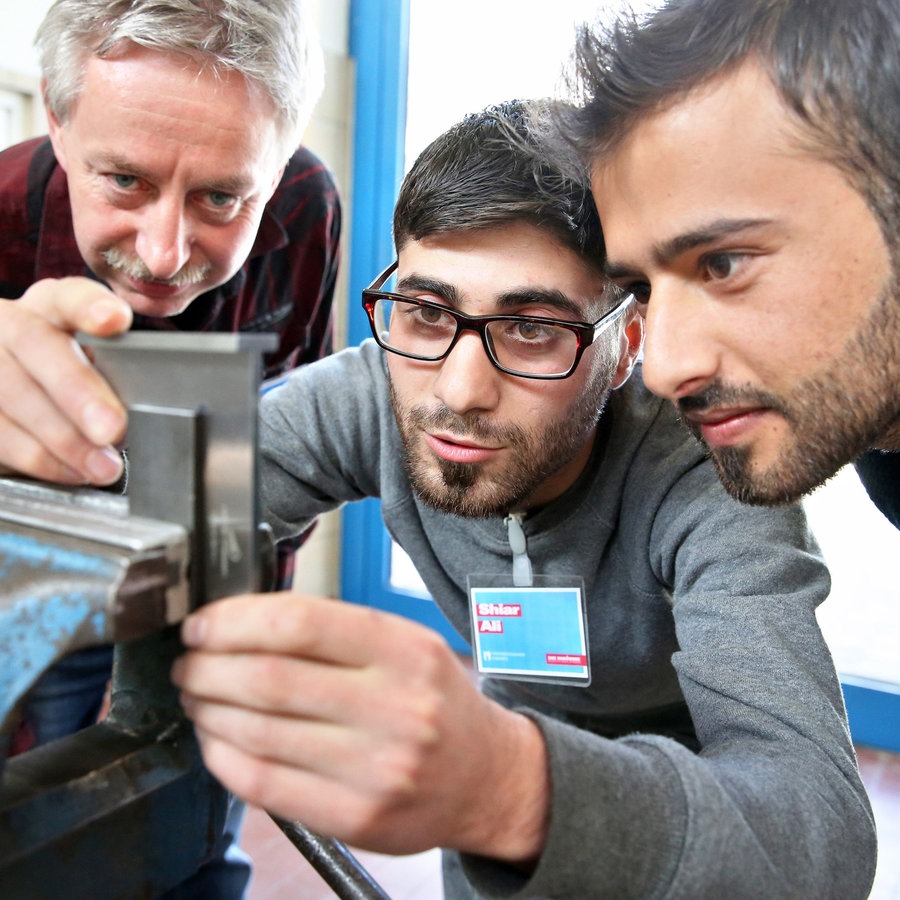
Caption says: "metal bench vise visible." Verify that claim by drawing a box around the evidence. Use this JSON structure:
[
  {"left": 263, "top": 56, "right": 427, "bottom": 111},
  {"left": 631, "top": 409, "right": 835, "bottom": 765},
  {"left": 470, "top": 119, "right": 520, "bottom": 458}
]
[
  {"left": 0, "top": 332, "right": 389, "bottom": 899},
  {"left": 0, "top": 332, "right": 277, "bottom": 897}
]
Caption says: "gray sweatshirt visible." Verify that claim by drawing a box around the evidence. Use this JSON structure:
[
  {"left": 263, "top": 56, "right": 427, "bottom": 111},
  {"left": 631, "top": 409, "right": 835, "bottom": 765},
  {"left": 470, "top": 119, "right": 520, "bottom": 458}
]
[{"left": 260, "top": 339, "right": 876, "bottom": 899}]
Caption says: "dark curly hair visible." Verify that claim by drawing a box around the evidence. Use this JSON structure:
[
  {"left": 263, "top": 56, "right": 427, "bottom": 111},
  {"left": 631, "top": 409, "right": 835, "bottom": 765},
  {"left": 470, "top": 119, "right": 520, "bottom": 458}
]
[
  {"left": 393, "top": 99, "right": 605, "bottom": 271},
  {"left": 553, "top": 0, "right": 899, "bottom": 255}
]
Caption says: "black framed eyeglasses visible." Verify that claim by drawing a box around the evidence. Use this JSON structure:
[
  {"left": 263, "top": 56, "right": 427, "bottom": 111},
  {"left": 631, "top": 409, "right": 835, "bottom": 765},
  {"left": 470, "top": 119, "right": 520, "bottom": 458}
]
[{"left": 362, "top": 261, "right": 635, "bottom": 380}]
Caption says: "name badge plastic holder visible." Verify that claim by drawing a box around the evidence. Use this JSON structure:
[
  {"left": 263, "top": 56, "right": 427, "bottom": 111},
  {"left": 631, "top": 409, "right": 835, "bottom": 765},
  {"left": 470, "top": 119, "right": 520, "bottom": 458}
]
[{"left": 467, "top": 573, "right": 590, "bottom": 686}]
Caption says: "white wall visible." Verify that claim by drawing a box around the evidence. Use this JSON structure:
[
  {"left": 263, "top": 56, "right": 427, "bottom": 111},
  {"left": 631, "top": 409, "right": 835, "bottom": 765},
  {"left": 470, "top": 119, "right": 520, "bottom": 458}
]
[
  {"left": 0, "top": 0, "right": 50, "bottom": 75},
  {"left": 806, "top": 468, "right": 900, "bottom": 685},
  {"left": 0, "top": 0, "right": 51, "bottom": 142},
  {"left": 292, "top": 1, "right": 352, "bottom": 598}
]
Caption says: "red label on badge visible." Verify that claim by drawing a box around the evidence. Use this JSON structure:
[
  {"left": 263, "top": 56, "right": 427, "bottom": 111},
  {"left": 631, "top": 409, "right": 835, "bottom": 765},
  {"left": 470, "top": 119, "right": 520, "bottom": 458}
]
[
  {"left": 477, "top": 619, "right": 504, "bottom": 633},
  {"left": 476, "top": 602, "right": 522, "bottom": 617},
  {"left": 546, "top": 653, "right": 587, "bottom": 666}
]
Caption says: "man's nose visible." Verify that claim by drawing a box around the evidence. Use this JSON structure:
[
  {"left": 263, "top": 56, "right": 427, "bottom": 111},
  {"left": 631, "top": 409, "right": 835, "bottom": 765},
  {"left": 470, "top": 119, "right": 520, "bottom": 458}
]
[
  {"left": 432, "top": 331, "right": 502, "bottom": 414},
  {"left": 640, "top": 281, "right": 720, "bottom": 402},
  {"left": 133, "top": 198, "right": 192, "bottom": 280}
]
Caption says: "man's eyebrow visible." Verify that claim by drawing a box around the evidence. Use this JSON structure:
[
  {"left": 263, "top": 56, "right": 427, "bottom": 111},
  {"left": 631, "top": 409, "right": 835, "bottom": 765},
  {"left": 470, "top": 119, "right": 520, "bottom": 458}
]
[
  {"left": 604, "top": 217, "right": 775, "bottom": 277},
  {"left": 199, "top": 174, "right": 256, "bottom": 195},
  {"left": 397, "top": 276, "right": 587, "bottom": 319},
  {"left": 93, "top": 153, "right": 253, "bottom": 194},
  {"left": 95, "top": 153, "right": 153, "bottom": 181},
  {"left": 397, "top": 274, "right": 459, "bottom": 305},
  {"left": 495, "top": 288, "right": 586, "bottom": 320}
]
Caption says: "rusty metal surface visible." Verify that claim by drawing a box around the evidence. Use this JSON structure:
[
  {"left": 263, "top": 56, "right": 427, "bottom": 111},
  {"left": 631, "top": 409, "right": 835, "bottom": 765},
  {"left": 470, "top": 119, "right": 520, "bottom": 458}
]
[
  {"left": 0, "top": 715, "right": 225, "bottom": 898},
  {"left": 0, "top": 619, "right": 225, "bottom": 897},
  {"left": 0, "top": 486, "right": 188, "bottom": 741}
]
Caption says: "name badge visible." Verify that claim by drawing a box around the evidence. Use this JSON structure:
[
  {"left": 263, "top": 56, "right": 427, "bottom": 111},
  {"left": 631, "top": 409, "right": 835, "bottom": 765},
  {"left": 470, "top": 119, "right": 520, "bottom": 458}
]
[{"left": 467, "top": 574, "right": 590, "bottom": 686}]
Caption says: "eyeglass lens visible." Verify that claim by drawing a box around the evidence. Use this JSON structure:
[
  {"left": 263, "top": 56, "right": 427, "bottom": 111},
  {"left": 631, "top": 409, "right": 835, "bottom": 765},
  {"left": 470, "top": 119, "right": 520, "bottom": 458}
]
[{"left": 372, "top": 297, "right": 579, "bottom": 377}]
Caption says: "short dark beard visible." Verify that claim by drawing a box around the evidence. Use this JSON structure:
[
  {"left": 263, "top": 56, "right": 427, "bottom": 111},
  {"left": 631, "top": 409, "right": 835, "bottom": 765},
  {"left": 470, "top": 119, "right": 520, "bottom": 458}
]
[
  {"left": 399, "top": 409, "right": 603, "bottom": 517},
  {"left": 399, "top": 404, "right": 526, "bottom": 516},
  {"left": 678, "top": 270, "right": 900, "bottom": 505},
  {"left": 390, "top": 355, "right": 616, "bottom": 518}
]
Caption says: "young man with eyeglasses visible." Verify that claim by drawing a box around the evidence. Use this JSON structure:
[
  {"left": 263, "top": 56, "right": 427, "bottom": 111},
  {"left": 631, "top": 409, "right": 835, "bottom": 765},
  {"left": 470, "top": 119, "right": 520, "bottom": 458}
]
[{"left": 168, "top": 102, "right": 875, "bottom": 898}]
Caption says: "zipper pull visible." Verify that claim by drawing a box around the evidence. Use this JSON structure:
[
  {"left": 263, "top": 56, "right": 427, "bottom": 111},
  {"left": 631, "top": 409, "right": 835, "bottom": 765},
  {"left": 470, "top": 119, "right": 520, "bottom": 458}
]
[{"left": 505, "top": 512, "right": 533, "bottom": 587}]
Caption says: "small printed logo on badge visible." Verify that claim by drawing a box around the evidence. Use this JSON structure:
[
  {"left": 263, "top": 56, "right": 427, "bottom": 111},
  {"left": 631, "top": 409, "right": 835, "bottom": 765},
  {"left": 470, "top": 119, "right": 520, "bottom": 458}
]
[{"left": 546, "top": 653, "right": 588, "bottom": 666}]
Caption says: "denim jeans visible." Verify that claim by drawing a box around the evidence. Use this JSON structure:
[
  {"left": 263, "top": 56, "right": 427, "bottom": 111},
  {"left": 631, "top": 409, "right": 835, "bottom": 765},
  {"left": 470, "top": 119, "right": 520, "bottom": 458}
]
[{"left": 23, "top": 645, "right": 112, "bottom": 743}]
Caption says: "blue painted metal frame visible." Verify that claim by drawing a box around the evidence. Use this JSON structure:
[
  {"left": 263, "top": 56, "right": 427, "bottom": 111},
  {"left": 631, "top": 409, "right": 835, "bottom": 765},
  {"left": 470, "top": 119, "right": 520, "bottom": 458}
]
[
  {"left": 342, "top": 0, "right": 468, "bottom": 652},
  {"left": 842, "top": 676, "right": 900, "bottom": 754}
]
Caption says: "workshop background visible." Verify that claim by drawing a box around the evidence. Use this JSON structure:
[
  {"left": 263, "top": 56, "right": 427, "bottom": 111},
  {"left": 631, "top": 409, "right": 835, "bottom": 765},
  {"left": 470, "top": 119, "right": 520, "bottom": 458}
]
[{"left": 0, "top": 1, "right": 897, "bottom": 897}]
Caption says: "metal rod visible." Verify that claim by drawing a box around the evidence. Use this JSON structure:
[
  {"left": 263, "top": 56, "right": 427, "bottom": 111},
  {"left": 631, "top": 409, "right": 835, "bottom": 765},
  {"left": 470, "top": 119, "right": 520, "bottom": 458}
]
[{"left": 270, "top": 816, "right": 392, "bottom": 899}]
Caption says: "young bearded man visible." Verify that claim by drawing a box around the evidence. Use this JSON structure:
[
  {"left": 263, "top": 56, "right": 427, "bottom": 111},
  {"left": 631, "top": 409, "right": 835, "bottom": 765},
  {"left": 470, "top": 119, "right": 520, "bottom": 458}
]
[{"left": 551, "top": 0, "right": 899, "bottom": 527}]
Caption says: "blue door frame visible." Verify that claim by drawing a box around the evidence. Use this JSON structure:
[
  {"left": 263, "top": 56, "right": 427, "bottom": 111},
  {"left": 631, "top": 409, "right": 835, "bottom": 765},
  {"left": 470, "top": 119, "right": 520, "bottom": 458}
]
[
  {"left": 342, "top": 0, "right": 468, "bottom": 652},
  {"left": 340, "top": 0, "right": 900, "bottom": 729}
]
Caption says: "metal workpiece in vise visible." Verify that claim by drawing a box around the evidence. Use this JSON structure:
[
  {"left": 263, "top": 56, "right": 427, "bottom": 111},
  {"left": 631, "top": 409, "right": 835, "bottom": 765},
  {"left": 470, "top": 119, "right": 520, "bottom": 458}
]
[{"left": 0, "top": 332, "right": 278, "bottom": 897}]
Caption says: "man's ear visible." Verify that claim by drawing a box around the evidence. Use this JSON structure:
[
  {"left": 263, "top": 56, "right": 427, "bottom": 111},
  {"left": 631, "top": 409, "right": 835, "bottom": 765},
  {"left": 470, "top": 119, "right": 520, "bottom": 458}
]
[
  {"left": 43, "top": 82, "right": 69, "bottom": 172},
  {"left": 611, "top": 311, "right": 644, "bottom": 389}
]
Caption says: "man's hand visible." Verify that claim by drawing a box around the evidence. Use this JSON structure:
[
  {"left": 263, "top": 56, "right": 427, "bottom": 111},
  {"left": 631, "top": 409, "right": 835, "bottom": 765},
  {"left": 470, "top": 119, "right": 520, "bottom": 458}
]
[
  {"left": 171, "top": 592, "right": 551, "bottom": 864},
  {"left": 0, "top": 278, "right": 132, "bottom": 484}
]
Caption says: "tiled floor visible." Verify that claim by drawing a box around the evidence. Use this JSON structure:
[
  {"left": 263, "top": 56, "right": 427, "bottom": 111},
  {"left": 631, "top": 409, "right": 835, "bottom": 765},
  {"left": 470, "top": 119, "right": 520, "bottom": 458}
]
[
  {"left": 244, "top": 745, "right": 900, "bottom": 899},
  {"left": 859, "top": 747, "right": 900, "bottom": 900}
]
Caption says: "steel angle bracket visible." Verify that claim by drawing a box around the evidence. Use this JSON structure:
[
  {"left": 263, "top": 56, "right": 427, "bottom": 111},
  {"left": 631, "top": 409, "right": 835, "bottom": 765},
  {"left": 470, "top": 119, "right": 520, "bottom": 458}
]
[{"left": 84, "top": 330, "right": 280, "bottom": 604}]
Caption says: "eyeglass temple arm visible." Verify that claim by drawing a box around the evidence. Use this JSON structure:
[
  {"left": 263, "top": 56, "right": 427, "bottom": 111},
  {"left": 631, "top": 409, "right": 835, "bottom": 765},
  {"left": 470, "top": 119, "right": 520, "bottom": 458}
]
[{"left": 591, "top": 293, "right": 636, "bottom": 340}]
